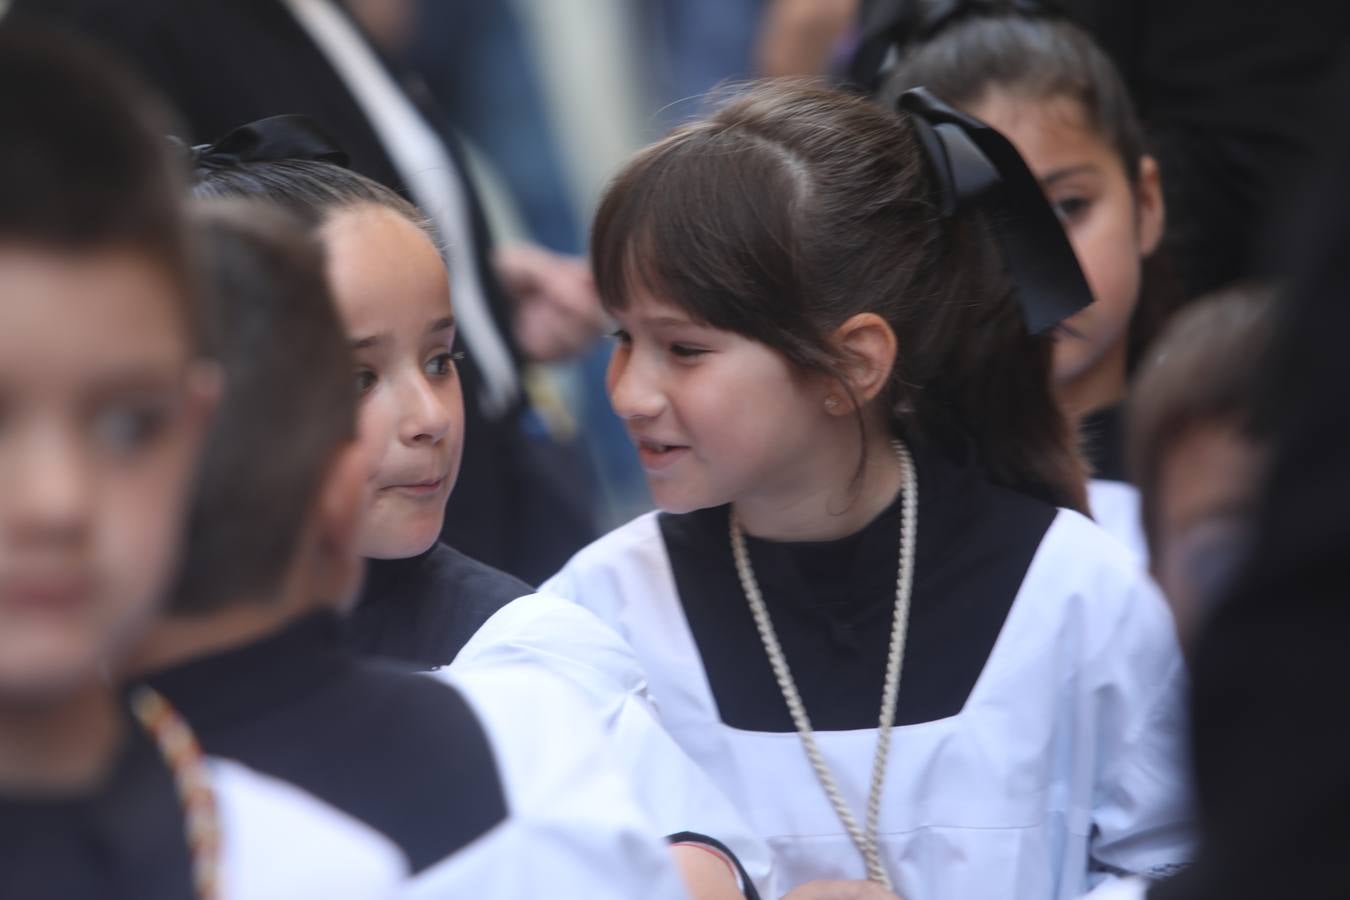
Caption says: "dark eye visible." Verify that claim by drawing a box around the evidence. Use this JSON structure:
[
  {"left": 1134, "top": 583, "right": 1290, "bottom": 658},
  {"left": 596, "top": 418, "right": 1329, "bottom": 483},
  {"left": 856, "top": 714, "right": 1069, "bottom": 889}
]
[
  {"left": 1053, "top": 196, "right": 1091, "bottom": 224},
  {"left": 92, "top": 404, "right": 169, "bottom": 454},
  {"left": 355, "top": 369, "right": 377, "bottom": 396},
  {"left": 670, "top": 344, "right": 707, "bottom": 359},
  {"left": 609, "top": 329, "right": 632, "bottom": 345},
  {"left": 424, "top": 351, "right": 462, "bottom": 378}
]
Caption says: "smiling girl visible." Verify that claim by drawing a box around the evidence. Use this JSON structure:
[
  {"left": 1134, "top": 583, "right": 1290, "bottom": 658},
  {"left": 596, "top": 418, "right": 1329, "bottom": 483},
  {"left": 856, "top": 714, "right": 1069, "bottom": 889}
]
[{"left": 542, "top": 81, "right": 1192, "bottom": 898}]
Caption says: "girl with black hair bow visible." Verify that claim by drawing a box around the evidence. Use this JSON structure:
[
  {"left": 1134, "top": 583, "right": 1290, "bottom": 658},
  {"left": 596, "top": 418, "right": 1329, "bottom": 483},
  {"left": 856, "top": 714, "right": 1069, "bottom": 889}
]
[{"left": 541, "top": 80, "right": 1193, "bottom": 898}]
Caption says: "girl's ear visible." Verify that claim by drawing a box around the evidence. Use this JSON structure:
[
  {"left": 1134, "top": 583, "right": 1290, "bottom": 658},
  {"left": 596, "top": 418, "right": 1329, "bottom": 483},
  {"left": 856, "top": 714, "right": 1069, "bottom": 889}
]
[
  {"left": 1136, "top": 154, "right": 1166, "bottom": 257},
  {"left": 311, "top": 440, "right": 371, "bottom": 613},
  {"left": 826, "top": 312, "right": 898, "bottom": 413}
]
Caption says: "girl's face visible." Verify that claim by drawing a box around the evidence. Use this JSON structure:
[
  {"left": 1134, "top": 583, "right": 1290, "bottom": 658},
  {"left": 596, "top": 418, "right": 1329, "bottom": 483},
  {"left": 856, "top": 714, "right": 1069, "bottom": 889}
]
[
  {"left": 608, "top": 290, "right": 837, "bottom": 516},
  {"left": 322, "top": 206, "right": 464, "bottom": 560},
  {"left": 0, "top": 246, "right": 211, "bottom": 701},
  {"left": 968, "top": 91, "right": 1164, "bottom": 402}
]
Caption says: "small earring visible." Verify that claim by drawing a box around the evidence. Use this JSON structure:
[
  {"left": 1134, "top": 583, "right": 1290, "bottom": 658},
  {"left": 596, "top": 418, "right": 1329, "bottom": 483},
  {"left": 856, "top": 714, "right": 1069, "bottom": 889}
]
[{"left": 824, "top": 396, "right": 840, "bottom": 411}]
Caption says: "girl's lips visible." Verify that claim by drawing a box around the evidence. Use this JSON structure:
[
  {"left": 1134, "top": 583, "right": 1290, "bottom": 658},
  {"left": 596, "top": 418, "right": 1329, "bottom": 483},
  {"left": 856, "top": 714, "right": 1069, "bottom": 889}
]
[
  {"left": 381, "top": 477, "right": 446, "bottom": 497},
  {"left": 0, "top": 574, "right": 93, "bottom": 614},
  {"left": 635, "top": 441, "right": 690, "bottom": 472}
]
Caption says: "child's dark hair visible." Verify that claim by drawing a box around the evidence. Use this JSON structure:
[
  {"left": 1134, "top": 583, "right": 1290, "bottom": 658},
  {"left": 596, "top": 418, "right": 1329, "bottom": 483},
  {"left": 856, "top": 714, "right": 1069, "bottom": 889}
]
[
  {"left": 191, "top": 157, "right": 433, "bottom": 239},
  {"left": 171, "top": 200, "right": 356, "bottom": 615},
  {"left": 0, "top": 26, "right": 201, "bottom": 345},
  {"left": 593, "top": 80, "right": 1087, "bottom": 511},
  {"left": 1127, "top": 284, "right": 1276, "bottom": 559},
  {"left": 876, "top": 11, "right": 1144, "bottom": 182},
  {"left": 874, "top": 7, "right": 1182, "bottom": 368}
]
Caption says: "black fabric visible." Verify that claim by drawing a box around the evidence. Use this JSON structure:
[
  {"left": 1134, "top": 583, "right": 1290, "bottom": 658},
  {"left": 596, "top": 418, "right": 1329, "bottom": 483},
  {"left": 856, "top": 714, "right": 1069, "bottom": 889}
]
[
  {"left": 9, "top": 0, "right": 596, "bottom": 584},
  {"left": 0, "top": 713, "right": 194, "bottom": 900},
  {"left": 660, "top": 446, "right": 1056, "bottom": 732},
  {"left": 1149, "top": 59, "right": 1350, "bottom": 900},
  {"left": 186, "top": 113, "right": 349, "bottom": 171},
  {"left": 349, "top": 542, "right": 532, "bottom": 670},
  {"left": 145, "top": 613, "right": 507, "bottom": 874},
  {"left": 1081, "top": 403, "right": 1127, "bottom": 483},
  {"left": 1064, "top": 0, "right": 1345, "bottom": 297}
]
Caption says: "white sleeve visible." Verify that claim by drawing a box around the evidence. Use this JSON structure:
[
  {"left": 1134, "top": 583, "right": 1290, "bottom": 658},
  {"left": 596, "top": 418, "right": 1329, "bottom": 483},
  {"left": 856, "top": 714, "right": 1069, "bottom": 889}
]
[
  {"left": 209, "top": 758, "right": 404, "bottom": 900},
  {"left": 1081, "top": 876, "right": 1151, "bottom": 900},
  {"left": 1085, "top": 571, "right": 1195, "bottom": 887},
  {"left": 428, "top": 662, "right": 691, "bottom": 900},
  {"left": 450, "top": 593, "right": 775, "bottom": 897}
]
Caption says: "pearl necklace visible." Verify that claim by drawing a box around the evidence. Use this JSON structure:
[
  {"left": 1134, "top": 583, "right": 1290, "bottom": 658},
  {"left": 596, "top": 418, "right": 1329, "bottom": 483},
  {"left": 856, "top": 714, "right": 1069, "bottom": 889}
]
[{"left": 729, "top": 439, "right": 917, "bottom": 889}]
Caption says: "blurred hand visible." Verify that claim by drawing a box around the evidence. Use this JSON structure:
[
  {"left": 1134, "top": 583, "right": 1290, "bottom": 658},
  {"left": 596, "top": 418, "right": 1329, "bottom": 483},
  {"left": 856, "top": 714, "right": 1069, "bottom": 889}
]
[
  {"left": 755, "top": 0, "right": 860, "bottom": 77},
  {"left": 670, "top": 844, "right": 745, "bottom": 900},
  {"left": 495, "top": 243, "right": 609, "bottom": 364},
  {"left": 780, "top": 879, "right": 903, "bottom": 900},
  {"left": 345, "top": 0, "right": 418, "bottom": 53}
]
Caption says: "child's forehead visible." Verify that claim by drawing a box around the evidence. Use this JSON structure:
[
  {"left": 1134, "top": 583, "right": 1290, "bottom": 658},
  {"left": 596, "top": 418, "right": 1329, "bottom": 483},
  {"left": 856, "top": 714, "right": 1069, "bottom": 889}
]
[
  {"left": 967, "top": 90, "right": 1116, "bottom": 170},
  {"left": 0, "top": 244, "right": 193, "bottom": 383},
  {"left": 612, "top": 289, "right": 709, "bottom": 329}
]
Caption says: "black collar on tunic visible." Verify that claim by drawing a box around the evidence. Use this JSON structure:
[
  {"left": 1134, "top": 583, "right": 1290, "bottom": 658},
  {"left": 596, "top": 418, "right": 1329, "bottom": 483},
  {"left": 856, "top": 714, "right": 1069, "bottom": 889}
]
[
  {"left": 348, "top": 542, "right": 532, "bottom": 671},
  {"left": 145, "top": 611, "right": 507, "bottom": 873},
  {"left": 660, "top": 443, "right": 1057, "bottom": 732},
  {"left": 1082, "top": 403, "right": 1129, "bottom": 483}
]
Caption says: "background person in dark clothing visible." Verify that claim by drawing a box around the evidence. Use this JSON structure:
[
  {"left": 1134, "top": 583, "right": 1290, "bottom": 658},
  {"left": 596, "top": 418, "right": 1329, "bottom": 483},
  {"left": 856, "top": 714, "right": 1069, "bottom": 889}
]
[{"left": 1148, "top": 58, "right": 1350, "bottom": 900}]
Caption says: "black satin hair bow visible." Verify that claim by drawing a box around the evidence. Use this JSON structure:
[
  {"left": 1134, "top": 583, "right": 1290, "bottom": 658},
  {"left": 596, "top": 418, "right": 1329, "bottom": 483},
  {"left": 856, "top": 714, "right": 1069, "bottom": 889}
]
[
  {"left": 182, "top": 114, "right": 350, "bottom": 172},
  {"left": 850, "top": 0, "right": 1066, "bottom": 92},
  {"left": 899, "top": 86, "right": 1094, "bottom": 334}
]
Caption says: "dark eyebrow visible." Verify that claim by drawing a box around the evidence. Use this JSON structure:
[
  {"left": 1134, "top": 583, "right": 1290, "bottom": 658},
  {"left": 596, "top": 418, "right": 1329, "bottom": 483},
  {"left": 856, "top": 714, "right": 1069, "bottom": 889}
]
[
  {"left": 1041, "top": 164, "right": 1098, "bottom": 186},
  {"left": 643, "top": 315, "right": 700, "bottom": 329},
  {"left": 428, "top": 315, "right": 455, "bottom": 334},
  {"left": 350, "top": 333, "right": 384, "bottom": 351}
]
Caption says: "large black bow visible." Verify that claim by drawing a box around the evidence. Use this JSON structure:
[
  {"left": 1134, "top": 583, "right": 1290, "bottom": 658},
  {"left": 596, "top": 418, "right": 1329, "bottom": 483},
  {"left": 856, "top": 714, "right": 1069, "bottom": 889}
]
[
  {"left": 899, "top": 86, "right": 1093, "bottom": 335},
  {"left": 187, "top": 114, "right": 349, "bottom": 172},
  {"left": 850, "top": 0, "right": 1065, "bottom": 91}
]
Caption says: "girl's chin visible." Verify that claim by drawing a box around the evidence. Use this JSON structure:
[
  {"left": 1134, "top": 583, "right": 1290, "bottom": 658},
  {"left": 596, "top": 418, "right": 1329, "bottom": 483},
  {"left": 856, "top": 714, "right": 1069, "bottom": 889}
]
[
  {"left": 360, "top": 523, "right": 442, "bottom": 561},
  {"left": 649, "top": 489, "right": 723, "bottom": 517}
]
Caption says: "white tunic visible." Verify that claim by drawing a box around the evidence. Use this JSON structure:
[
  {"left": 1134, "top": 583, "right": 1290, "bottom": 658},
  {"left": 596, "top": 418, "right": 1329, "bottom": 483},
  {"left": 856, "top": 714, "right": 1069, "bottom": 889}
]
[
  {"left": 450, "top": 593, "right": 773, "bottom": 895},
  {"left": 1088, "top": 478, "right": 1149, "bottom": 565},
  {"left": 212, "top": 758, "right": 403, "bottom": 899},
  {"left": 542, "top": 507, "right": 1194, "bottom": 899},
  {"left": 425, "top": 661, "right": 693, "bottom": 899}
]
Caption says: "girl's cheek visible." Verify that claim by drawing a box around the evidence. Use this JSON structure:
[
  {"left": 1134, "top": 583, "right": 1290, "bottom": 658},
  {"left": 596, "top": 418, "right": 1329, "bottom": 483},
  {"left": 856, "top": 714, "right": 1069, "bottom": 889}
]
[{"left": 355, "top": 397, "right": 396, "bottom": 481}]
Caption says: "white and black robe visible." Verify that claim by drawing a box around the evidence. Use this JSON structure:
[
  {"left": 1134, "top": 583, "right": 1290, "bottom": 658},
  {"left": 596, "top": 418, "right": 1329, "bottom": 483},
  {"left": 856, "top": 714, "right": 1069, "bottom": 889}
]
[
  {"left": 0, "top": 706, "right": 406, "bottom": 899},
  {"left": 543, "top": 447, "right": 1194, "bottom": 898},
  {"left": 146, "top": 613, "right": 691, "bottom": 898}
]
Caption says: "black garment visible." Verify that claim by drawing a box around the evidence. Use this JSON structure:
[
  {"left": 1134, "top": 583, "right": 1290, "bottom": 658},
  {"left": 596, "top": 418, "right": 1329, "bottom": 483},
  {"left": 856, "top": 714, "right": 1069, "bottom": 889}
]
[
  {"left": 1150, "top": 60, "right": 1350, "bottom": 900},
  {"left": 349, "top": 542, "right": 532, "bottom": 670},
  {"left": 0, "top": 712, "right": 194, "bottom": 900},
  {"left": 660, "top": 446, "right": 1055, "bottom": 733},
  {"left": 7, "top": 0, "right": 595, "bottom": 583},
  {"left": 1081, "top": 403, "right": 1128, "bottom": 483},
  {"left": 145, "top": 613, "right": 507, "bottom": 874},
  {"left": 1064, "top": 0, "right": 1346, "bottom": 297}
]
